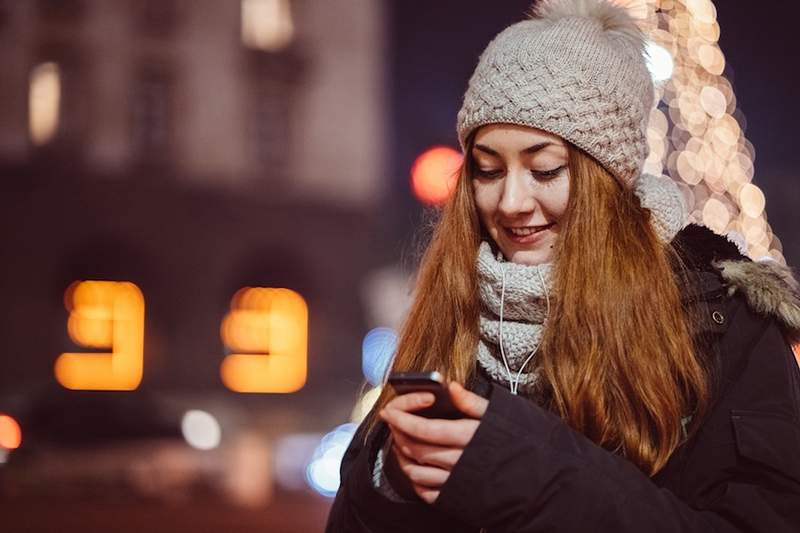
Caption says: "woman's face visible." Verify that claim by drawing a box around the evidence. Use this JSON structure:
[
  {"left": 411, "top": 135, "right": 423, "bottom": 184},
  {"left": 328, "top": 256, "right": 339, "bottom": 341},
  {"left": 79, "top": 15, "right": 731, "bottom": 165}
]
[{"left": 471, "top": 123, "right": 570, "bottom": 266}]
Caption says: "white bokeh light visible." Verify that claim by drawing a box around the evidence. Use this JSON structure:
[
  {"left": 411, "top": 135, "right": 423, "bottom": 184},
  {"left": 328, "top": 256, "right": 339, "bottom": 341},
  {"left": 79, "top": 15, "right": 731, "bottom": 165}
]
[
  {"left": 306, "top": 423, "right": 357, "bottom": 497},
  {"left": 181, "top": 409, "right": 222, "bottom": 450},
  {"left": 645, "top": 42, "right": 674, "bottom": 83}
]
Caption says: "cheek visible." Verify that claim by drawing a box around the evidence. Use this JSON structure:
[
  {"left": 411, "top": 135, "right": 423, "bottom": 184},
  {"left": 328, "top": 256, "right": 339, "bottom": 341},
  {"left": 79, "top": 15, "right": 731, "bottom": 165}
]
[
  {"left": 471, "top": 181, "right": 497, "bottom": 223},
  {"left": 548, "top": 180, "right": 570, "bottom": 218}
]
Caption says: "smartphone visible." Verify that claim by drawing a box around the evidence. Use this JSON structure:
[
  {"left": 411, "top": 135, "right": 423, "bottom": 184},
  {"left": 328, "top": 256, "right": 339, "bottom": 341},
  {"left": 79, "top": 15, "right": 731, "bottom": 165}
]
[{"left": 387, "top": 371, "right": 463, "bottom": 420}]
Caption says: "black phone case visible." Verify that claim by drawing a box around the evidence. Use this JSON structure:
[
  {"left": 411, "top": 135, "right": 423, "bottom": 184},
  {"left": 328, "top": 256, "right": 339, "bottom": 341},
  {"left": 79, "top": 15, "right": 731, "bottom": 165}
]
[{"left": 388, "top": 373, "right": 462, "bottom": 420}]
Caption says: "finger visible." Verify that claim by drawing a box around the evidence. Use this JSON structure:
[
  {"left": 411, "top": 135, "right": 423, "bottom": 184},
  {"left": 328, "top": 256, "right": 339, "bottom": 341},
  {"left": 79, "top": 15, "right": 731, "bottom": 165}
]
[
  {"left": 448, "top": 381, "right": 488, "bottom": 418},
  {"left": 391, "top": 428, "right": 462, "bottom": 469},
  {"left": 383, "top": 392, "right": 435, "bottom": 413},
  {"left": 382, "top": 408, "right": 479, "bottom": 447},
  {"left": 416, "top": 487, "right": 440, "bottom": 505},
  {"left": 394, "top": 445, "right": 450, "bottom": 488}
]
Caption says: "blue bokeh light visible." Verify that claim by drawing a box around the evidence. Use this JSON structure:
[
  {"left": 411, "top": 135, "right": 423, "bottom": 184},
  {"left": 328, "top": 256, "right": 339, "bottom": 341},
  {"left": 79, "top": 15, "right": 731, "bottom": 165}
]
[{"left": 361, "top": 327, "right": 397, "bottom": 386}]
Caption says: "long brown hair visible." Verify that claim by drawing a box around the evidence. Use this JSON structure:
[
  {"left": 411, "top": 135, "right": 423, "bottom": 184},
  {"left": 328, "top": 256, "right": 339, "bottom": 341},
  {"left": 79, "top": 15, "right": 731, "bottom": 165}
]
[{"left": 366, "top": 135, "right": 708, "bottom": 476}]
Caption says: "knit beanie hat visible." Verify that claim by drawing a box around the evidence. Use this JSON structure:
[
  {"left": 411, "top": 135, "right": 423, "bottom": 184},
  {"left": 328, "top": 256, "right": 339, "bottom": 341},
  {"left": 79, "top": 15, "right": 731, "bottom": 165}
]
[{"left": 456, "top": 0, "right": 654, "bottom": 187}]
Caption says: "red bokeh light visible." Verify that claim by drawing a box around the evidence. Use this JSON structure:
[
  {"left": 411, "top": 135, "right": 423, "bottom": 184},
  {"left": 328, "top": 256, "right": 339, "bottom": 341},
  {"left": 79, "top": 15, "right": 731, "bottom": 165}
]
[
  {"left": 0, "top": 415, "right": 21, "bottom": 450},
  {"left": 410, "top": 146, "right": 463, "bottom": 206}
]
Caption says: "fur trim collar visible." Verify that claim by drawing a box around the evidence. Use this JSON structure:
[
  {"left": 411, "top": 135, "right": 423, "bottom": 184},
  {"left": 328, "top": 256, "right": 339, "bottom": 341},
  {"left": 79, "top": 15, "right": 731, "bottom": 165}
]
[
  {"left": 715, "top": 259, "right": 800, "bottom": 341},
  {"left": 673, "top": 224, "right": 800, "bottom": 340}
]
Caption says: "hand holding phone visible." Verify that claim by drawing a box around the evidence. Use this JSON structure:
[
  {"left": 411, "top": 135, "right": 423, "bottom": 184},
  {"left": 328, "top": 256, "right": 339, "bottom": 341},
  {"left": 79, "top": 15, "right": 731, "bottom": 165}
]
[
  {"left": 381, "top": 371, "right": 463, "bottom": 500},
  {"left": 387, "top": 371, "right": 463, "bottom": 419},
  {"left": 381, "top": 373, "right": 487, "bottom": 503}
]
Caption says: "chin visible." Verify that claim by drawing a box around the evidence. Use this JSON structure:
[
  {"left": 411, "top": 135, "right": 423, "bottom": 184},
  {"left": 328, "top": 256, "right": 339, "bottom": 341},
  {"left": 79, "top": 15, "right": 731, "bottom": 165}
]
[
  {"left": 510, "top": 253, "right": 551, "bottom": 266},
  {"left": 506, "top": 247, "right": 553, "bottom": 266}
]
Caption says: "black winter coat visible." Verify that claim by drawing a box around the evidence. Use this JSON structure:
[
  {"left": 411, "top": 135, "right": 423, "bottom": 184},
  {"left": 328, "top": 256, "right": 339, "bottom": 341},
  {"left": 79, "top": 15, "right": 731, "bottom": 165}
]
[{"left": 326, "top": 225, "right": 800, "bottom": 532}]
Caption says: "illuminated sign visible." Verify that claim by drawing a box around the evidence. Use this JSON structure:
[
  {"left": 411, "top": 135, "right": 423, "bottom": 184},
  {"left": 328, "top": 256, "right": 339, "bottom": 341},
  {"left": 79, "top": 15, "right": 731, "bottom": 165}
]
[
  {"left": 220, "top": 287, "right": 307, "bottom": 393},
  {"left": 55, "top": 281, "right": 145, "bottom": 391}
]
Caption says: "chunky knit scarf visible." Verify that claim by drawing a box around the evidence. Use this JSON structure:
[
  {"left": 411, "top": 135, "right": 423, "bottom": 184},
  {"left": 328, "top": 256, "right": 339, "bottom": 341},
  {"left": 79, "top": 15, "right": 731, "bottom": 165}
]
[
  {"left": 475, "top": 173, "right": 687, "bottom": 396},
  {"left": 476, "top": 241, "right": 551, "bottom": 395}
]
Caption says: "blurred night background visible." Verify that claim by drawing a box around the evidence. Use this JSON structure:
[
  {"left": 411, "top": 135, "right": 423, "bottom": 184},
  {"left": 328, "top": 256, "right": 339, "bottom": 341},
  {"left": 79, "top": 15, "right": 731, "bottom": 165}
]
[{"left": 0, "top": 1, "right": 797, "bottom": 532}]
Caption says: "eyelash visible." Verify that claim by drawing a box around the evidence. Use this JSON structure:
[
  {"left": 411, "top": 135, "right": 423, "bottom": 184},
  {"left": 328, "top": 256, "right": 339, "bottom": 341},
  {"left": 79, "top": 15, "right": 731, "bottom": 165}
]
[{"left": 475, "top": 165, "right": 566, "bottom": 180}]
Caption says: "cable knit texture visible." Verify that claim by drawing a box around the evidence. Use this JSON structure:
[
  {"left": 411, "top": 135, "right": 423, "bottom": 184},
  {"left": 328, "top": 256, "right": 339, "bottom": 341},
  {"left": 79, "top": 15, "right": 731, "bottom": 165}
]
[
  {"left": 456, "top": 0, "right": 654, "bottom": 187},
  {"left": 477, "top": 241, "right": 552, "bottom": 395},
  {"left": 634, "top": 173, "right": 688, "bottom": 242}
]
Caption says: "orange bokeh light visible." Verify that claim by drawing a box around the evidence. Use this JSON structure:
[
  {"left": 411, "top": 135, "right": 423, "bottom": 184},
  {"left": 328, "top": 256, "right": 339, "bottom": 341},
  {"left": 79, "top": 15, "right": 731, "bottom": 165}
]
[
  {"left": 220, "top": 287, "right": 308, "bottom": 393},
  {"left": 410, "top": 146, "right": 463, "bottom": 206},
  {"left": 55, "top": 281, "right": 145, "bottom": 391},
  {"left": 0, "top": 415, "right": 22, "bottom": 450}
]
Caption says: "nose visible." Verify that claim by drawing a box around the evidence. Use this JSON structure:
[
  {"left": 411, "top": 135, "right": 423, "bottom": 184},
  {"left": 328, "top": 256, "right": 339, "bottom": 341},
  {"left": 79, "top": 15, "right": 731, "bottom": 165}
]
[{"left": 497, "top": 168, "right": 535, "bottom": 217}]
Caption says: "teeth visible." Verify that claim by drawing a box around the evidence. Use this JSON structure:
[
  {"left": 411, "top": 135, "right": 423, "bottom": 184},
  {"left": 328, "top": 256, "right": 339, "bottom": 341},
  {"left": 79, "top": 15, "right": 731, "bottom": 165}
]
[{"left": 508, "top": 224, "right": 551, "bottom": 236}]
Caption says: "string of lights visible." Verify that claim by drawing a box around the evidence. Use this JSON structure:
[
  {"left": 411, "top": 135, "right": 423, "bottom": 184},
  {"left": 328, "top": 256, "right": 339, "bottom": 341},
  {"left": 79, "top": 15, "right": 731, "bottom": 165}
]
[{"left": 635, "top": 0, "right": 782, "bottom": 262}]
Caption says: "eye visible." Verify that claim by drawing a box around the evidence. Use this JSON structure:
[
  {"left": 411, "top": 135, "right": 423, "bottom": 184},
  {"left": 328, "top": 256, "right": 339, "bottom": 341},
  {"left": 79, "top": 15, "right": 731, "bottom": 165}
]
[
  {"left": 530, "top": 165, "right": 566, "bottom": 180},
  {"left": 474, "top": 168, "right": 503, "bottom": 179}
]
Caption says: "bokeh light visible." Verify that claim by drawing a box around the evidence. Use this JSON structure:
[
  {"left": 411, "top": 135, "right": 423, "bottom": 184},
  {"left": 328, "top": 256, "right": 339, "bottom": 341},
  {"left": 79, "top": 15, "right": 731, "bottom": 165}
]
[
  {"left": 699, "top": 85, "right": 726, "bottom": 119},
  {"left": 29, "top": 62, "right": 60, "bottom": 146},
  {"left": 305, "top": 423, "right": 357, "bottom": 498},
  {"left": 181, "top": 410, "right": 222, "bottom": 450},
  {"left": 645, "top": 41, "right": 674, "bottom": 82},
  {"left": 220, "top": 287, "right": 308, "bottom": 393},
  {"left": 410, "top": 146, "right": 463, "bottom": 206},
  {"left": 0, "top": 415, "right": 22, "bottom": 450},
  {"left": 739, "top": 183, "right": 766, "bottom": 218},
  {"left": 701, "top": 197, "right": 730, "bottom": 234},
  {"left": 361, "top": 327, "right": 397, "bottom": 386},
  {"left": 639, "top": 0, "right": 782, "bottom": 262},
  {"left": 241, "top": 0, "right": 294, "bottom": 52},
  {"left": 55, "top": 281, "right": 145, "bottom": 391}
]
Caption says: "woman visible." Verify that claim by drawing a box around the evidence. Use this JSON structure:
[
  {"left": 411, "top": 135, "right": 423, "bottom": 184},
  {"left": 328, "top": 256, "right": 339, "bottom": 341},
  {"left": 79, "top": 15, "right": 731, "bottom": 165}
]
[{"left": 326, "top": 0, "right": 800, "bottom": 531}]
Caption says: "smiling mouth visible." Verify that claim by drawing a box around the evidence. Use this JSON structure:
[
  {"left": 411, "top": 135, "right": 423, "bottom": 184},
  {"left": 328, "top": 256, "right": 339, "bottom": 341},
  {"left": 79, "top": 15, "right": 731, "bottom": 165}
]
[{"left": 505, "top": 223, "right": 555, "bottom": 237}]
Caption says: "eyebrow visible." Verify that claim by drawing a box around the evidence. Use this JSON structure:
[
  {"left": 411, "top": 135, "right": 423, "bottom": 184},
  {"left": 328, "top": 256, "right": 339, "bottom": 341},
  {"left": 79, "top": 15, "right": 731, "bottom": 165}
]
[{"left": 473, "top": 142, "right": 556, "bottom": 157}]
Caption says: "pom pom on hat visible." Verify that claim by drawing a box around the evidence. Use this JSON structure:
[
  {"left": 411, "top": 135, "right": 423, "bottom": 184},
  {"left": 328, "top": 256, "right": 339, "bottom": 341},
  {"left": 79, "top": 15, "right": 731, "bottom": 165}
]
[{"left": 529, "top": 0, "right": 647, "bottom": 52}]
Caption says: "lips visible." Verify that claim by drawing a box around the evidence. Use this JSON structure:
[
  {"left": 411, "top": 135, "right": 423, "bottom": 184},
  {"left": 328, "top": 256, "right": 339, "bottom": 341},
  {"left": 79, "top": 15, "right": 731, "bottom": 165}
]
[
  {"left": 506, "top": 223, "right": 554, "bottom": 236},
  {"left": 503, "top": 222, "right": 555, "bottom": 243}
]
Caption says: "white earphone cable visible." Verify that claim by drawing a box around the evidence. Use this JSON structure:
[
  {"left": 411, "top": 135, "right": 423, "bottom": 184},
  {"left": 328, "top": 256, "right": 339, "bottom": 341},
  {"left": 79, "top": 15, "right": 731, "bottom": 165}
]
[{"left": 498, "top": 256, "right": 550, "bottom": 395}]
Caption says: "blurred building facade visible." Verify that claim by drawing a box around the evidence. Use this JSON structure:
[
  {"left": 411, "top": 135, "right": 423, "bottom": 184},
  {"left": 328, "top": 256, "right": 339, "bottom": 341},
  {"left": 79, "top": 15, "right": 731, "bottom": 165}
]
[{"left": 0, "top": 0, "right": 385, "bottom": 462}]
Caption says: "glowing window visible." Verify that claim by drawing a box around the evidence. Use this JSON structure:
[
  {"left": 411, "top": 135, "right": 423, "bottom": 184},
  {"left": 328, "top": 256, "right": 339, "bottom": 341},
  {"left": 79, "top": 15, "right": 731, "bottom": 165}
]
[
  {"left": 55, "top": 281, "right": 145, "bottom": 391},
  {"left": 220, "top": 287, "right": 307, "bottom": 393}
]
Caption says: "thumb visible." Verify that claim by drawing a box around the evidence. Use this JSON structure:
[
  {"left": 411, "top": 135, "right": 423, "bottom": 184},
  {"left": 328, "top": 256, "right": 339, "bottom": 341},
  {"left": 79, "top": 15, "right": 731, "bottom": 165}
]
[{"left": 448, "top": 381, "right": 488, "bottom": 419}]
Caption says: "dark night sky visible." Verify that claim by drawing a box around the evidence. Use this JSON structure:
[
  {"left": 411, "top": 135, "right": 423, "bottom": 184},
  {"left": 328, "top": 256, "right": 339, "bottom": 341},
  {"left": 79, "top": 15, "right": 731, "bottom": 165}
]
[{"left": 388, "top": 0, "right": 800, "bottom": 267}]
